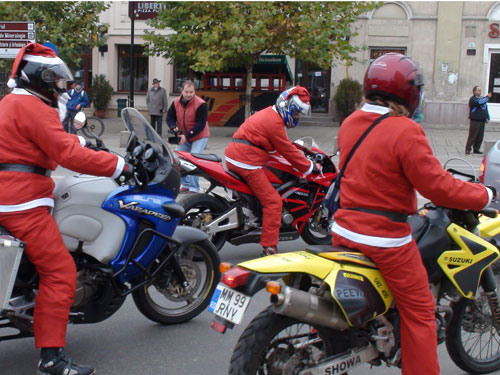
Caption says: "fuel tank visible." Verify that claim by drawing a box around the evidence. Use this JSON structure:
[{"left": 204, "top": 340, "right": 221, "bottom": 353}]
[{"left": 53, "top": 175, "right": 126, "bottom": 263}]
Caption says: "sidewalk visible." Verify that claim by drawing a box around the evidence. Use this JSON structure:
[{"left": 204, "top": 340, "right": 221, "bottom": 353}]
[{"left": 99, "top": 116, "right": 500, "bottom": 173}]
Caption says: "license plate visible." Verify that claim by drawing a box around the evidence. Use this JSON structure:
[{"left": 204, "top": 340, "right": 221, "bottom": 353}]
[{"left": 208, "top": 284, "right": 251, "bottom": 325}]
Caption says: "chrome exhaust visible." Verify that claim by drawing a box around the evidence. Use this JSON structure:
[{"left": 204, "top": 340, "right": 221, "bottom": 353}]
[{"left": 270, "top": 286, "right": 349, "bottom": 330}]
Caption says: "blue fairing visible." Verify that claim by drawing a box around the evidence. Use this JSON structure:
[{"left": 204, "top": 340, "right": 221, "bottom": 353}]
[{"left": 102, "top": 184, "right": 180, "bottom": 283}]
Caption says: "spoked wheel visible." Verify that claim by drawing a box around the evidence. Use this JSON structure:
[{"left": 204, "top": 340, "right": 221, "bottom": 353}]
[
  {"left": 300, "top": 205, "right": 332, "bottom": 245},
  {"left": 81, "top": 116, "right": 105, "bottom": 138},
  {"left": 132, "top": 239, "right": 220, "bottom": 324},
  {"left": 229, "top": 307, "right": 347, "bottom": 375},
  {"left": 446, "top": 264, "right": 500, "bottom": 374},
  {"left": 178, "top": 193, "right": 230, "bottom": 251}
]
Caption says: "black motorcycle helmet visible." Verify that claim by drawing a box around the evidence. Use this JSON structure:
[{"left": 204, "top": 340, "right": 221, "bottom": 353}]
[{"left": 8, "top": 43, "right": 73, "bottom": 107}]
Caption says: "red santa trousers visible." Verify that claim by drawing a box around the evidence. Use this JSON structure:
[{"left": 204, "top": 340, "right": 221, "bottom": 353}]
[
  {"left": 227, "top": 163, "right": 282, "bottom": 248},
  {"left": 0, "top": 207, "right": 76, "bottom": 348},
  {"left": 332, "top": 233, "right": 440, "bottom": 375}
]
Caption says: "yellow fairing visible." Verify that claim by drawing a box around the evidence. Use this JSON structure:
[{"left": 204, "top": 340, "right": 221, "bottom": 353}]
[
  {"left": 239, "top": 250, "right": 394, "bottom": 326},
  {"left": 478, "top": 215, "right": 500, "bottom": 238},
  {"left": 239, "top": 251, "right": 335, "bottom": 280},
  {"left": 439, "top": 223, "right": 500, "bottom": 298}
]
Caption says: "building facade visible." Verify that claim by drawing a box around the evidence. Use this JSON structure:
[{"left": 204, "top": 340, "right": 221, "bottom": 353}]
[{"left": 91, "top": 1, "right": 500, "bottom": 126}]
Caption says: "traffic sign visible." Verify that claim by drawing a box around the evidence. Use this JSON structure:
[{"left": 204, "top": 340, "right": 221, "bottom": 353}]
[{"left": 0, "top": 21, "right": 36, "bottom": 58}]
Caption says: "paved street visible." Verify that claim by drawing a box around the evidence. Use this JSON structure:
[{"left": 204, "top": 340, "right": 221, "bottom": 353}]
[{"left": 2, "top": 115, "right": 500, "bottom": 374}]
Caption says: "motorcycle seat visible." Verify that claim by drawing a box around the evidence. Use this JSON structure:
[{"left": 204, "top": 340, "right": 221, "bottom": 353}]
[
  {"left": 306, "top": 245, "right": 377, "bottom": 268},
  {"left": 191, "top": 153, "right": 222, "bottom": 162},
  {"left": 222, "top": 162, "right": 246, "bottom": 182}
]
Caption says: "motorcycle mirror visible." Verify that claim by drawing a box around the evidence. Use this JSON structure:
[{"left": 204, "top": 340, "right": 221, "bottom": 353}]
[{"left": 73, "top": 111, "right": 87, "bottom": 130}]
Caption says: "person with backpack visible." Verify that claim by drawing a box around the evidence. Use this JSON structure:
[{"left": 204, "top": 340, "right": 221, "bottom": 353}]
[
  {"left": 330, "top": 53, "right": 495, "bottom": 375},
  {"left": 63, "top": 80, "right": 89, "bottom": 134}
]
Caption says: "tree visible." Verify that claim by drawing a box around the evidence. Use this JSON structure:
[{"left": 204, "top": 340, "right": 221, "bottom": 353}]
[
  {"left": 145, "top": 1, "right": 376, "bottom": 119},
  {"left": 0, "top": 2, "right": 108, "bottom": 72}
]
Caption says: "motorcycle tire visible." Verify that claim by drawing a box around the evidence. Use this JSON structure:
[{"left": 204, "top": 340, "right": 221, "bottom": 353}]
[
  {"left": 132, "top": 239, "right": 220, "bottom": 324},
  {"left": 300, "top": 207, "right": 332, "bottom": 245},
  {"left": 229, "top": 306, "right": 348, "bottom": 375},
  {"left": 178, "top": 193, "right": 230, "bottom": 251},
  {"left": 445, "top": 263, "right": 500, "bottom": 374}
]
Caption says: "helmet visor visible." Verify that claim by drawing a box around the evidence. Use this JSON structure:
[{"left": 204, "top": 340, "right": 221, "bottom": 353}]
[
  {"left": 291, "top": 95, "right": 311, "bottom": 118},
  {"left": 411, "top": 72, "right": 424, "bottom": 87},
  {"left": 41, "top": 62, "right": 74, "bottom": 84}
]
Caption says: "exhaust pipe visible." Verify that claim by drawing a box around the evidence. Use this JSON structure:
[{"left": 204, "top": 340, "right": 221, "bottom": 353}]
[{"left": 270, "top": 286, "right": 349, "bottom": 330}]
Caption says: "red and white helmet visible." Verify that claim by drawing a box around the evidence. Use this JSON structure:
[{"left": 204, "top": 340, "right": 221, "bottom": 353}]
[
  {"left": 275, "top": 86, "right": 311, "bottom": 128},
  {"left": 363, "top": 53, "right": 424, "bottom": 116}
]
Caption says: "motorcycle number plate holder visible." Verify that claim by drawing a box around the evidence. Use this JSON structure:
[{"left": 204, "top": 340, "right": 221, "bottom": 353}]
[
  {"left": 0, "top": 236, "right": 24, "bottom": 313},
  {"left": 208, "top": 284, "right": 251, "bottom": 325}
]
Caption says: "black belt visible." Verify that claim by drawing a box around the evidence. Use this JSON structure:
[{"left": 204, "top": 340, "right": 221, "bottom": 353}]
[
  {"left": 231, "top": 138, "right": 266, "bottom": 151},
  {"left": 0, "top": 163, "right": 51, "bottom": 177},
  {"left": 346, "top": 207, "right": 408, "bottom": 223}
]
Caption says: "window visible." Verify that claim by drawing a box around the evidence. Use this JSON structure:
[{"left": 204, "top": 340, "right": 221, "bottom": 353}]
[
  {"left": 369, "top": 48, "right": 406, "bottom": 61},
  {"left": 173, "top": 62, "right": 202, "bottom": 92},
  {"left": 118, "top": 45, "right": 148, "bottom": 92}
]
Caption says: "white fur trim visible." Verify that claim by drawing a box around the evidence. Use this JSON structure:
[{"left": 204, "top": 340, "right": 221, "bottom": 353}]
[
  {"left": 225, "top": 156, "right": 262, "bottom": 170},
  {"left": 331, "top": 221, "right": 412, "bottom": 248},
  {"left": 361, "top": 103, "right": 390, "bottom": 114},
  {"left": 78, "top": 136, "right": 87, "bottom": 147},
  {"left": 23, "top": 54, "right": 63, "bottom": 65},
  {"left": 0, "top": 198, "right": 54, "bottom": 212},
  {"left": 7, "top": 78, "right": 17, "bottom": 88},
  {"left": 111, "top": 156, "right": 126, "bottom": 179},
  {"left": 11, "top": 88, "right": 33, "bottom": 96}
]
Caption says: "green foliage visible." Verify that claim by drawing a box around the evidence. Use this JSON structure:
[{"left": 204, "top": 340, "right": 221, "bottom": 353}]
[
  {"left": 144, "top": 1, "right": 376, "bottom": 119},
  {"left": 145, "top": 2, "right": 376, "bottom": 72},
  {"left": 333, "top": 78, "right": 363, "bottom": 121},
  {"left": 0, "top": 2, "right": 109, "bottom": 72},
  {"left": 89, "top": 74, "right": 114, "bottom": 110}
]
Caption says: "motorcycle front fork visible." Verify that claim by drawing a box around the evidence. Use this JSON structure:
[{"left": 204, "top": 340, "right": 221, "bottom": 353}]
[{"left": 481, "top": 267, "right": 500, "bottom": 328}]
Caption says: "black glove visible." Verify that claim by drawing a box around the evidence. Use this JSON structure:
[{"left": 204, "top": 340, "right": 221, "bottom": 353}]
[{"left": 115, "top": 163, "right": 135, "bottom": 185}]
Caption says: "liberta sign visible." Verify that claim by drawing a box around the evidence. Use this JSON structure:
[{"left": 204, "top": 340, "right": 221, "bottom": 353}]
[
  {"left": 128, "top": 2, "right": 165, "bottom": 20},
  {"left": 489, "top": 23, "right": 500, "bottom": 38}
]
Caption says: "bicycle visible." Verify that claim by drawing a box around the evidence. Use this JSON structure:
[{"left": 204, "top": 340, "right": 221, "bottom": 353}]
[{"left": 68, "top": 112, "right": 105, "bottom": 138}]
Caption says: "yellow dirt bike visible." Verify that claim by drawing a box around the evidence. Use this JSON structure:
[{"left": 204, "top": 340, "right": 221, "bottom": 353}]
[{"left": 209, "top": 202, "right": 500, "bottom": 374}]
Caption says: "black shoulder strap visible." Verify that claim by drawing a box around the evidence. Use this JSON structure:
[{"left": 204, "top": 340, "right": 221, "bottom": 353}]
[{"left": 337, "top": 112, "right": 390, "bottom": 179}]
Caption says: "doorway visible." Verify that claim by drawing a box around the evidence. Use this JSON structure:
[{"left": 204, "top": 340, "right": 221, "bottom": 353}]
[
  {"left": 295, "top": 60, "right": 330, "bottom": 113},
  {"left": 487, "top": 50, "right": 500, "bottom": 121}
]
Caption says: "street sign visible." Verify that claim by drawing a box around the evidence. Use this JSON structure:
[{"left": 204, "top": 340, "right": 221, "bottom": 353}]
[
  {"left": 128, "top": 2, "right": 165, "bottom": 20},
  {"left": 0, "top": 21, "right": 36, "bottom": 58}
]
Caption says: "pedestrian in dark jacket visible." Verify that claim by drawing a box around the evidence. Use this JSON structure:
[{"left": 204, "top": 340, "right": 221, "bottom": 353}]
[
  {"left": 146, "top": 78, "right": 168, "bottom": 136},
  {"left": 62, "top": 81, "right": 89, "bottom": 134},
  {"left": 466, "top": 86, "right": 491, "bottom": 154}
]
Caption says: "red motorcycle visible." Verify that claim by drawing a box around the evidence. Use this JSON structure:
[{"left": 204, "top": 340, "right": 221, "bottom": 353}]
[{"left": 175, "top": 137, "right": 337, "bottom": 251}]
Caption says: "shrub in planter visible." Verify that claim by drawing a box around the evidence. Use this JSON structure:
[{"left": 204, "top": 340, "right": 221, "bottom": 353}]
[
  {"left": 89, "top": 74, "right": 114, "bottom": 117},
  {"left": 334, "top": 78, "right": 363, "bottom": 124}
]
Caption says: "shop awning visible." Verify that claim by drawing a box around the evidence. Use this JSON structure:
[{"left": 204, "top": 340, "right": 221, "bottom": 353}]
[{"left": 256, "top": 54, "right": 293, "bottom": 82}]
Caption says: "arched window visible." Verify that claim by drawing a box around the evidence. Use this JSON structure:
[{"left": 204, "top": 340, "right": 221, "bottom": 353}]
[{"left": 370, "top": 2, "right": 411, "bottom": 20}]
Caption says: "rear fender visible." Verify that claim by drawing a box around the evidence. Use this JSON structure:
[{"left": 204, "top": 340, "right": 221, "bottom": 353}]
[{"left": 240, "top": 250, "right": 394, "bottom": 326}]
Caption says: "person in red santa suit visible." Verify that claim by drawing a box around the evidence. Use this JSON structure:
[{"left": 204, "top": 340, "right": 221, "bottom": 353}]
[
  {"left": 0, "top": 43, "right": 132, "bottom": 375},
  {"left": 331, "top": 53, "right": 496, "bottom": 375},
  {"left": 224, "top": 86, "right": 319, "bottom": 256}
]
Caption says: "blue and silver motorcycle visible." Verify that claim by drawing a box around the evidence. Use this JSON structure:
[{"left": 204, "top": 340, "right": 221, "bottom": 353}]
[{"left": 0, "top": 108, "right": 220, "bottom": 341}]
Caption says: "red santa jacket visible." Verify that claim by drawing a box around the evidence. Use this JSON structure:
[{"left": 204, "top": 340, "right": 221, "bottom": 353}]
[
  {"left": 225, "top": 106, "right": 312, "bottom": 174},
  {"left": 0, "top": 90, "right": 124, "bottom": 211},
  {"left": 332, "top": 103, "right": 490, "bottom": 247}
]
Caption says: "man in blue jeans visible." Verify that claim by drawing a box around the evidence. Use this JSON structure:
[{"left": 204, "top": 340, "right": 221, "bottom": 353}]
[{"left": 166, "top": 80, "right": 209, "bottom": 193}]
